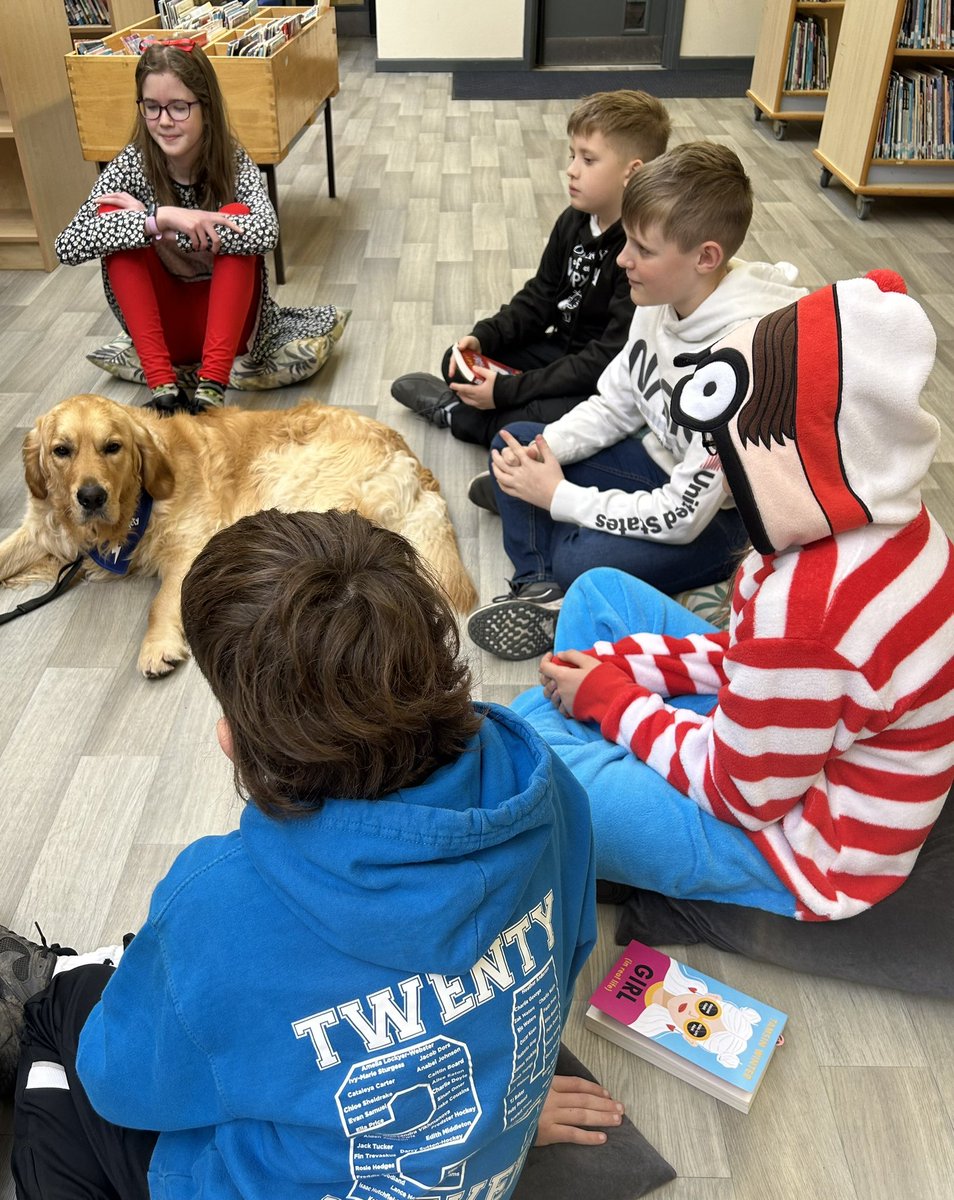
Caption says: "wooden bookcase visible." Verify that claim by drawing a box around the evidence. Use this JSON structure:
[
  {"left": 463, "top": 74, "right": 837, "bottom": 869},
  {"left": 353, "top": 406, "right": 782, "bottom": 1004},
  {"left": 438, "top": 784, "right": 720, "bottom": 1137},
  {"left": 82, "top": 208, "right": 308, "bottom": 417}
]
[
  {"left": 747, "top": 0, "right": 847, "bottom": 139},
  {"left": 0, "top": 0, "right": 96, "bottom": 270},
  {"left": 67, "top": 1, "right": 156, "bottom": 43},
  {"left": 814, "top": 0, "right": 954, "bottom": 218}
]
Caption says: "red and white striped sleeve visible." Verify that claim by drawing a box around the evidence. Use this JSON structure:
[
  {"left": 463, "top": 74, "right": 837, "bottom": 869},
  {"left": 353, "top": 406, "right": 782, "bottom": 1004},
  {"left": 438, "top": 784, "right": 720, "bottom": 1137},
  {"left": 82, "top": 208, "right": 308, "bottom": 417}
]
[{"left": 580, "top": 629, "right": 731, "bottom": 695}]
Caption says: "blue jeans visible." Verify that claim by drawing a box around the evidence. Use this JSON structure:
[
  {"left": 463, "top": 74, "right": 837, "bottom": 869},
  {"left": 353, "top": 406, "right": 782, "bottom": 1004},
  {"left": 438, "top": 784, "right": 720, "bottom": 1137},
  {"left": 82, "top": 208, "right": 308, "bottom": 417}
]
[
  {"left": 491, "top": 421, "right": 749, "bottom": 594},
  {"left": 512, "top": 568, "right": 794, "bottom": 914}
]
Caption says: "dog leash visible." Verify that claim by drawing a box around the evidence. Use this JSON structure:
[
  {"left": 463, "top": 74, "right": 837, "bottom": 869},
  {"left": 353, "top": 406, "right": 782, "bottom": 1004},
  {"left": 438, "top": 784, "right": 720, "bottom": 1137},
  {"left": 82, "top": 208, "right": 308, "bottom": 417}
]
[
  {"left": 0, "top": 489, "right": 154, "bottom": 626},
  {"left": 0, "top": 555, "right": 84, "bottom": 626}
]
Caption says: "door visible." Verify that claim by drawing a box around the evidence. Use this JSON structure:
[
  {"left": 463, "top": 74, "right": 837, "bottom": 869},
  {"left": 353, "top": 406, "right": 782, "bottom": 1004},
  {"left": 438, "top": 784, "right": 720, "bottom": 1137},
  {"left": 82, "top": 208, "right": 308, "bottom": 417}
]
[{"left": 539, "top": 0, "right": 669, "bottom": 66}]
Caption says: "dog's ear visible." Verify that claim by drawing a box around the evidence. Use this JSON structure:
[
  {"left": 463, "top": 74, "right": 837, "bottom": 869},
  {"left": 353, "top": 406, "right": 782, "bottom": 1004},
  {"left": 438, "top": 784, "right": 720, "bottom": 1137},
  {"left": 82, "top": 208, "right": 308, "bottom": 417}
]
[
  {"left": 135, "top": 422, "right": 176, "bottom": 501},
  {"left": 22, "top": 425, "right": 47, "bottom": 500}
]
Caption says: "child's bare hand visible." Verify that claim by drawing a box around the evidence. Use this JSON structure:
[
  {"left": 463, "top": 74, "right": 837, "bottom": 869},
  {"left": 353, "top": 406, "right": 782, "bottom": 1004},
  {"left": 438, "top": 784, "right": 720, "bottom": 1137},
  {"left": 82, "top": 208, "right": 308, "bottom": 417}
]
[
  {"left": 491, "top": 430, "right": 563, "bottom": 508},
  {"left": 534, "top": 1074, "right": 624, "bottom": 1146},
  {"left": 157, "top": 206, "right": 244, "bottom": 252},
  {"left": 447, "top": 334, "right": 481, "bottom": 379},
  {"left": 539, "top": 650, "right": 601, "bottom": 718},
  {"left": 451, "top": 366, "right": 496, "bottom": 409}
]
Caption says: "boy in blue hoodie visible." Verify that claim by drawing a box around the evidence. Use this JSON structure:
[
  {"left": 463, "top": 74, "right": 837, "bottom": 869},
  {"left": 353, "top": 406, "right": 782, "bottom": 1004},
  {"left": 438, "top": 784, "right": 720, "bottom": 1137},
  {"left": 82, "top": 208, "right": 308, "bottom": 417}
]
[{"left": 2, "top": 508, "right": 607, "bottom": 1200}]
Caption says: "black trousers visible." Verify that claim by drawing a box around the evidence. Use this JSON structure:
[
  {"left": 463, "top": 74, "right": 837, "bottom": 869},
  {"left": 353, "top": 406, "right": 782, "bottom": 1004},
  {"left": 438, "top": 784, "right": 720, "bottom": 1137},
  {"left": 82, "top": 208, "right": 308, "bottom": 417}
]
[
  {"left": 439, "top": 339, "right": 588, "bottom": 447},
  {"left": 11, "top": 965, "right": 156, "bottom": 1200}
]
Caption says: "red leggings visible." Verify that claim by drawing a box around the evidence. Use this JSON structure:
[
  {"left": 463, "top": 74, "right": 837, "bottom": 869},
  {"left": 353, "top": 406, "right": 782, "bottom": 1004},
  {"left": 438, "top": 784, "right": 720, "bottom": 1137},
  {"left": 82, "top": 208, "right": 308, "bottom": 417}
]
[{"left": 102, "top": 202, "right": 261, "bottom": 389}]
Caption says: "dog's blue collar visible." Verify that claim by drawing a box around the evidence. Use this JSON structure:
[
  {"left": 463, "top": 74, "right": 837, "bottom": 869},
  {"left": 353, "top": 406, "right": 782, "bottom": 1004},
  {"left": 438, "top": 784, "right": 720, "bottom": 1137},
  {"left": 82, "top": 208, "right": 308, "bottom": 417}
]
[{"left": 87, "top": 490, "right": 153, "bottom": 575}]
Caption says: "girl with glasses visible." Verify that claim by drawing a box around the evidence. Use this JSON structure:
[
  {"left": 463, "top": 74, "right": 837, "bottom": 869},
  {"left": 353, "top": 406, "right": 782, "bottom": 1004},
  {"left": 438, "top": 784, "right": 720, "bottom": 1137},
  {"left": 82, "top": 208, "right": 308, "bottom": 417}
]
[{"left": 55, "top": 42, "right": 339, "bottom": 415}]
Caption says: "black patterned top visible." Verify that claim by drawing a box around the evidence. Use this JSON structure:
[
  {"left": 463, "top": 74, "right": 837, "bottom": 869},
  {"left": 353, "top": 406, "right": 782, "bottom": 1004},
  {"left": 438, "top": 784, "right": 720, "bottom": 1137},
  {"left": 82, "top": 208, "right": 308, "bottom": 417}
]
[{"left": 55, "top": 144, "right": 338, "bottom": 359}]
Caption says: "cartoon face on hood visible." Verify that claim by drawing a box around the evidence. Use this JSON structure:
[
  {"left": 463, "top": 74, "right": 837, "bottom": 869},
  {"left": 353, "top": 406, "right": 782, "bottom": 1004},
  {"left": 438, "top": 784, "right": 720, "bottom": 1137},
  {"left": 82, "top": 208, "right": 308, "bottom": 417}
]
[{"left": 670, "top": 270, "right": 939, "bottom": 554}]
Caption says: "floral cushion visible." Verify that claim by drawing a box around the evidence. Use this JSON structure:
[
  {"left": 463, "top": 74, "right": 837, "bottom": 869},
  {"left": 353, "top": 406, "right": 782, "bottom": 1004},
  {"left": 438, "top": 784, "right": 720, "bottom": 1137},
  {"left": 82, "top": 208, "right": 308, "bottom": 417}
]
[
  {"left": 673, "top": 577, "right": 733, "bottom": 630},
  {"left": 86, "top": 309, "right": 351, "bottom": 392}
]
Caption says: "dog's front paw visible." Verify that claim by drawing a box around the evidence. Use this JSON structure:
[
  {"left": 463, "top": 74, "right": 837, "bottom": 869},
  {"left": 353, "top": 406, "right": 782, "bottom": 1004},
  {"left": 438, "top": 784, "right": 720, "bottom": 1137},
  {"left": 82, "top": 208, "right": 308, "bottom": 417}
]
[{"left": 138, "top": 634, "right": 190, "bottom": 679}]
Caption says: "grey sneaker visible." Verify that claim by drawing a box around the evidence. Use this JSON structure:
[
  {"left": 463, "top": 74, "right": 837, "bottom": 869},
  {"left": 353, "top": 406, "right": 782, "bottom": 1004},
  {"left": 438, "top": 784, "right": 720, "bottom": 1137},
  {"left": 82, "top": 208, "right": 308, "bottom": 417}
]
[
  {"left": 0, "top": 925, "right": 63, "bottom": 1007},
  {"left": 467, "top": 582, "right": 565, "bottom": 661},
  {"left": 467, "top": 470, "right": 498, "bottom": 515},
  {"left": 0, "top": 925, "right": 74, "bottom": 1100},
  {"left": 390, "top": 373, "right": 456, "bottom": 428}
]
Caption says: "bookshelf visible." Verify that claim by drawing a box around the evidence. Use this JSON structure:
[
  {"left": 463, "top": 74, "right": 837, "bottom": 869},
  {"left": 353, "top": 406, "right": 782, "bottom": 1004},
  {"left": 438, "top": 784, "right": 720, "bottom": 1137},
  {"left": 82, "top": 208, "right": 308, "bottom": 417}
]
[
  {"left": 67, "top": 1, "right": 156, "bottom": 43},
  {"left": 814, "top": 0, "right": 954, "bottom": 218},
  {"left": 747, "top": 0, "right": 846, "bottom": 139},
  {"left": 0, "top": 0, "right": 96, "bottom": 269}
]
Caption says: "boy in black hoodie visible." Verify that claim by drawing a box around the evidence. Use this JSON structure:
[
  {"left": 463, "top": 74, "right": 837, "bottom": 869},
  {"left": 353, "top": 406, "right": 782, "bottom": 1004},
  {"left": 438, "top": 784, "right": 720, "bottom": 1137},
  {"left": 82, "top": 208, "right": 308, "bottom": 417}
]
[{"left": 391, "top": 90, "right": 671, "bottom": 448}]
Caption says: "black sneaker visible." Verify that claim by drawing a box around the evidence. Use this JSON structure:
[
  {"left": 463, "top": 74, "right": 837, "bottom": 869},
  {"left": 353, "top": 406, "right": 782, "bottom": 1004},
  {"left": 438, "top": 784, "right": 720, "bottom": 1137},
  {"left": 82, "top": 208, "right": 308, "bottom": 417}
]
[
  {"left": 390, "top": 373, "right": 457, "bottom": 428},
  {"left": 467, "top": 470, "right": 498, "bottom": 515},
  {"left": 0, "top": 925, "right": 60, "bottom": 1008},
  {"left": 192, "top": 380, "right": 226, "bottom": 414},
  {"left": 142, "top": 386, "right": 193, "bottom": 417},
  {"left": 467, "top": 582, "right": 564, "bottom": 661}
]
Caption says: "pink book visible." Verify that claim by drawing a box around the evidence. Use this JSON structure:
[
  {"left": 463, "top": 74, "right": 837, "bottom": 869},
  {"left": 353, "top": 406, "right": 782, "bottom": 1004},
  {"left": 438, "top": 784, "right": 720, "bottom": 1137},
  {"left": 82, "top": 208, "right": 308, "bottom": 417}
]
[{"left": 586, "top": 940, "right": 787, "bottom": 1112}]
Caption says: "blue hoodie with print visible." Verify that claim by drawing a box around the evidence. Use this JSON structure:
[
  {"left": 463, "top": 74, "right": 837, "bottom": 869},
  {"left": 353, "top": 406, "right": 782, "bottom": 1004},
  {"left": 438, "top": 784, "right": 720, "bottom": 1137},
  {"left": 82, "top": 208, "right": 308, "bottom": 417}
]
[{"left": 76, "top": 704, "right": 596, "bottom": 1199}]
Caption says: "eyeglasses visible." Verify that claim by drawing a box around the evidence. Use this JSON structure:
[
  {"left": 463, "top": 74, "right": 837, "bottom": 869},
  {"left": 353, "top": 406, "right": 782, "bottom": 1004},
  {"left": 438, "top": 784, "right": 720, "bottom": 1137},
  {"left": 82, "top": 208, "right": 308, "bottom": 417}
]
[{"left": 137, "top": 99, "right": 200, "bottom": 122}]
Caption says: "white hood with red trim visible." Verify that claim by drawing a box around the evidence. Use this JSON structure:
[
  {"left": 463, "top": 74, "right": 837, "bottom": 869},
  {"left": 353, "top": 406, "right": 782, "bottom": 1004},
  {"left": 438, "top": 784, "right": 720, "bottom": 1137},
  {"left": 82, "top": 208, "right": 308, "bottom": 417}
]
[{"left": 670, "top": 271, "right": 940, "bottom": 555}]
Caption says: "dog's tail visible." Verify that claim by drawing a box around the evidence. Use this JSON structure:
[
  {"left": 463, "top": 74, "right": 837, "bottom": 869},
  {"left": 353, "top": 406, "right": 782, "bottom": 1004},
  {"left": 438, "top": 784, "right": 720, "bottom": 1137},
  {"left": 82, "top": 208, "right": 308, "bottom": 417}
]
[{"left": 396, "top": 489, "right": 477, "bottom": 614}]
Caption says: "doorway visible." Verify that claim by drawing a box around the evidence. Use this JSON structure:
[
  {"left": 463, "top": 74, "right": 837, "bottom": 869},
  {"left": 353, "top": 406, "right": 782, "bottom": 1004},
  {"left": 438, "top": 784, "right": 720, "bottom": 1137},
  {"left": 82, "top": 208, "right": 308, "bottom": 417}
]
[{"left": 537, "top": 0, "right": 674, "bottom": 67}]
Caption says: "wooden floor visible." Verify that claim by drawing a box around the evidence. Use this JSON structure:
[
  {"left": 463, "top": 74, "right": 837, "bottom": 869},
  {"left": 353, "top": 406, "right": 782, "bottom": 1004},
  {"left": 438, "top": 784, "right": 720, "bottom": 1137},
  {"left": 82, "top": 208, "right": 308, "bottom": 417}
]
[{"left": 2, "top": 37, "right": 953, "bottom": 1199}]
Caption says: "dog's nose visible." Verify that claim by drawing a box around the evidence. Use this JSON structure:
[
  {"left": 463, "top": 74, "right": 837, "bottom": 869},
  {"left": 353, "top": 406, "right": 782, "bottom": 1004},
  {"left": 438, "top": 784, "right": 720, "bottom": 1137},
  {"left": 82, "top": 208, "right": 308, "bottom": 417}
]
[{"left": 76, "top": 483, "right": 108, "bottom": 511}]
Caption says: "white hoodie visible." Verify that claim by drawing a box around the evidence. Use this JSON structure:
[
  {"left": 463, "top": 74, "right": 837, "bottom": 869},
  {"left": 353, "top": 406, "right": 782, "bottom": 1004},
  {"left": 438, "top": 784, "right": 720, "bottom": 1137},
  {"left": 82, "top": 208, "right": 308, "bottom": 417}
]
[{"left": 545, "top": 260, "right": 807, "bottom": 544}]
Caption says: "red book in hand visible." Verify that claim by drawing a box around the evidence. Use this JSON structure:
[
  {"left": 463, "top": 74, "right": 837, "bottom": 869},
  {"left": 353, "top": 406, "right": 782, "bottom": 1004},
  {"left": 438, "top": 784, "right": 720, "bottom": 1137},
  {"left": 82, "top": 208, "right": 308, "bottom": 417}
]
[{"left": 452, "top": 346, "right": 522, "bottom": 383}]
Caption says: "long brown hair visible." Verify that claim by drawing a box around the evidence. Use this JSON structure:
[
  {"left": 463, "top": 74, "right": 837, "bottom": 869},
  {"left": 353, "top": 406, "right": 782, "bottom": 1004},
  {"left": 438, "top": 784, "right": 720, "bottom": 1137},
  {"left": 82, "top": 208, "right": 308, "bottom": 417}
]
[
  {"left": 181, "top": 509, "right": 484, "bottom": 817},
  {"left": 133, "top": 44, "right": 237, "bottom": 209}
]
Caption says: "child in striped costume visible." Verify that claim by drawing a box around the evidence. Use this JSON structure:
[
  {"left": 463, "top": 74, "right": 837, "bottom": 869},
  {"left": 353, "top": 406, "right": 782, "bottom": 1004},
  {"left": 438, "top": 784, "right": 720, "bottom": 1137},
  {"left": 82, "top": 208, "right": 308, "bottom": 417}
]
[{"left": 514, "top": 271, "right": 954, "bottom": 921}]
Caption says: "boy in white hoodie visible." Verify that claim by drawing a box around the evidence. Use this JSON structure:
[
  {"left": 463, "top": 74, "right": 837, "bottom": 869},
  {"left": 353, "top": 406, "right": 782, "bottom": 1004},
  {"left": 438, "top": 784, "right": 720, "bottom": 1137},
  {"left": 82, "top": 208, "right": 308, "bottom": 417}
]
[{"left": 467, "top": 142, "right": 807, "bottom": 661}]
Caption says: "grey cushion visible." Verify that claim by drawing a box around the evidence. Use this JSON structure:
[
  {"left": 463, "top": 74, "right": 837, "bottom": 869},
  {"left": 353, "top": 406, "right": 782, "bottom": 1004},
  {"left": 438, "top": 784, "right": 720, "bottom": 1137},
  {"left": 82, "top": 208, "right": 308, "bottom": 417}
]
[
  {"left": 614, "top": 784, "right": 954, "bottom": 998},
  {"left": 513, "top": 1043, "right": 676, "bottom": 1200}
]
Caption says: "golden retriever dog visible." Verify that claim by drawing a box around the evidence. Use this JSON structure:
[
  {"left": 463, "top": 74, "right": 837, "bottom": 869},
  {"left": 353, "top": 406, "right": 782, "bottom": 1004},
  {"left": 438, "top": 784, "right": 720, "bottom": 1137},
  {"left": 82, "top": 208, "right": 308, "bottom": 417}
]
[{"left": 0, "top": 395, "right": 477, "bottom": 677}]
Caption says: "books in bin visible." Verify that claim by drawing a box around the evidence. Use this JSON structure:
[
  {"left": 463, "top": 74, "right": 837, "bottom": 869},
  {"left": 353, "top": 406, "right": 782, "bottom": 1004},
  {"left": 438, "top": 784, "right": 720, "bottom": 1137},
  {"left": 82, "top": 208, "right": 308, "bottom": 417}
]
[
  {"left": 586, "top": 940, "right": 787, "bottom": 1113},
  {"left": 451, "top": 346, "right": 522, "bottom": 384}
]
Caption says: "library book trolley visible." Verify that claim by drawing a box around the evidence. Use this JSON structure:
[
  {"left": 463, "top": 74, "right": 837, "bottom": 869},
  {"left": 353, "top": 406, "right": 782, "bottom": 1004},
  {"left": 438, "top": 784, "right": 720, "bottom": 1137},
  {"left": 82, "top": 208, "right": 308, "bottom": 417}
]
[{"left": 813, "top": 0, "right": 954, "bottom": 218}]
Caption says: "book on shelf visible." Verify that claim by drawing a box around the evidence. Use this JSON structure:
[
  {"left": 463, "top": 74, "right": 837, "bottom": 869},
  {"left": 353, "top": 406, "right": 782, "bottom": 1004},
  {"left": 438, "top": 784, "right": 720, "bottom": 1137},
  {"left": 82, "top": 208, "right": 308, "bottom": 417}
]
[
  {"left": 585, "top": 940, "right": 787, "bottom": 1114},
  {"left": 876, "top": 64, "right": 954, "bottom": 159},
  {"left": 784, "top": 15, "right": 831, "bottom": 90},
  {"left": 899, "top": 0, "right": 953, "bottom": 51},
  {"left": 65, "top": 0, "right": 109, "bottom": 25},
  {"left": 451, "top": 346, "right": 522, "bottom": 383}
]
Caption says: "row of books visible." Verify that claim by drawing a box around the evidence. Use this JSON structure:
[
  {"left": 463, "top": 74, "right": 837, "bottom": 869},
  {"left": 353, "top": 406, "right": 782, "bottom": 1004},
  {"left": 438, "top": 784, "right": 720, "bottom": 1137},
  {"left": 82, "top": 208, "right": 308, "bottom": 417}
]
[
  {"left": 74, "top": 37, "right": 112, "bottom": 53},
  {"left": 65, "top": 0, "right": 109, "bottom": 25},
  {"left": 898, "top": 0, "right": 953, "bottom": 50},
  {"left": 875, "top": 65, "right": 954, "bottom": 159},
  {"left": 225, "top": 6, "right": 317, "bottom": 56},
  {"left": 159, "top": 0, "right": 259, "bottom": 30},
  {"left": 784, "top": 15, "right": 831, "bottom": 91},
  {"left": 75, "top": 28, "right": 214, "bottom": 54}
]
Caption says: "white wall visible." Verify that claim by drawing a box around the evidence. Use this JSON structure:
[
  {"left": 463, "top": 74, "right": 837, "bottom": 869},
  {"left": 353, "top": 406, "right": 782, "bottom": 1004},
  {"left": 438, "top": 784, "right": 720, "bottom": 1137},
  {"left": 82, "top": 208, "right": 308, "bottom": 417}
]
[
  {"left": 376, "top": 0, "right": 525, "bottom": 61},
  {"left": 680, "top": 0, "right": 762, "bottom": 58}
]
